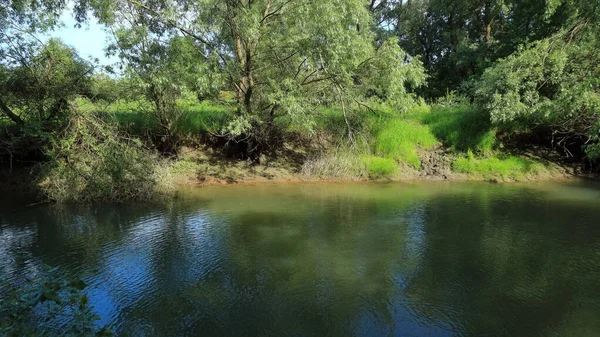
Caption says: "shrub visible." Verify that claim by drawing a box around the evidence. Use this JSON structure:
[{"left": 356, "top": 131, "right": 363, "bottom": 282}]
[
  {"left": 362, "top": 156, "right": 398, "bottom": 179},
  {"left": 473, "top": 30, "right": 600, "bottom": 160},
  {"left": 39, "top": 112, "right": 173, "bottom": 203}
]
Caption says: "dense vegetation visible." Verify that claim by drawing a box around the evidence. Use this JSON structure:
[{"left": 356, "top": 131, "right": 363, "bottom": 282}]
[{"left": 1, "top": 0, "right": 599, "bottom": 202}]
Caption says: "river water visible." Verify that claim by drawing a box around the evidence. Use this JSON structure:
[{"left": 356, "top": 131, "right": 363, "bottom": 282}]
[{"left": 1, "top": 181, "right": 600, "bottom": 336}]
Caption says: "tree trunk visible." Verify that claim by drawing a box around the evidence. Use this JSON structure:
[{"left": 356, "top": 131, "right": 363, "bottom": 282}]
[
  {"left": 483, "top": 1, "right": 493, "bottom": 43},
  {"left": 485, "top": 22, "right": 492, "bottom": 42},
  {"left": 0, "top": 97, "right": 24, "bottom": 125}
]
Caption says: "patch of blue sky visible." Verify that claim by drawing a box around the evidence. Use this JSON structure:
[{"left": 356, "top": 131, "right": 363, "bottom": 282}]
[{"left": 44, "top": 10, "right": 118, "bottom": 67}]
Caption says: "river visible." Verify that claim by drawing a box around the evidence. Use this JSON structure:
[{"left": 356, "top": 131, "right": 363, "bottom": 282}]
[{"left": 1, "top": 181, "right": 600, "bottom": 336}]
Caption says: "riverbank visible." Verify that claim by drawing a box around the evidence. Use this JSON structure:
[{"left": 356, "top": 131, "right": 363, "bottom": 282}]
[
  {"left": 0, "top": 153, "right": 589, "bottom": 201},
  {"left": 1, "top": 101, "right": 596, "bottom": 200},
  {"left": 168, "top": 145, "right": 581, "bottom": 187}
]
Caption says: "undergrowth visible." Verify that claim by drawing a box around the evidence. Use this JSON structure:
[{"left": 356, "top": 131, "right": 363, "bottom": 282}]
[
  {"left": 39, "top": 112, "right": 173, "bottom": 203},
  {"left": 301, "top": 145, "right": 368, "bottom": 180},
  {"left": 76, "top": 97, "right": 234, "bottom": 137}
]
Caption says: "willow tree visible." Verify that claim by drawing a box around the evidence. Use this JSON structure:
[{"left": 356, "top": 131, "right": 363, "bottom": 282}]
[
  {"left": 0, "top": 0, "right": 75, "bottom": 126},
  {"left": 88, "top": 0, "right": 425, "bottom": 156},
  {"left": 105, "top": 0, "right": 214, "bottom": 154},
  {"left": 474, "top": 6, "right": 600, "bottom": 160},
  {"left": 1, "top": 1, "right": 93, "bottom": 160}
]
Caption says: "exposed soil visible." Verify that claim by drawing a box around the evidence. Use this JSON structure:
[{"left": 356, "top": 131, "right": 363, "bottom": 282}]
[{"left": 418, "top": 146, "right": 455, "bottom": 179}]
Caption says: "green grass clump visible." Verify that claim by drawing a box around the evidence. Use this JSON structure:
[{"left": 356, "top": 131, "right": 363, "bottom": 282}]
[
  {"left": 374, "top": 119, "right": 438, "bottom": 168},
  {"left": 409, "top": 104, "right": 497, "bottom": 155},
  {"left": 362, "top": 156, "right": 398, "bottom": 179},
  {"left": 453, "top": 152, "right": 546, "bottom": 181}
]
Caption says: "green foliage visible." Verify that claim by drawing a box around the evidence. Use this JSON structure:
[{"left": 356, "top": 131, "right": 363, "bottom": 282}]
[
  {"left": 474, "top": 26, "right": 600, "bottom": 159},
  {"left": 89, "top": 0, "right": 427, "bottom": 152},
  {"left": 0, "top": 267, "right": 112, "bottom": 336},
  {"left": 75, "top": 96, "right": 234, "bottom": 138},
  {"left": 374, "top": 119, "right": 438, "bottom": 168},
  {"left": 362, "top": 156, "right": 398, "bottom": 179},
  {"left": 453, "top": 152, "right": 546, "bottom": 181},
  {"left": 586, "top": 122, "right": 600, "bottom": 160},
  {"left": 39, "top": 112, "right": 173, "bottom": 203},
  {"left": 373, "top": 0, "right": 588, "bottom": 96},
  {"left": 0, "top": 39, "right": 92, "bottom": 126}
]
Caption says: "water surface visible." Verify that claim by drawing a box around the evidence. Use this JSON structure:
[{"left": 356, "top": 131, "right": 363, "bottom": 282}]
[{"left": 1, "top": 181, "right": 600, "bottom": 336}]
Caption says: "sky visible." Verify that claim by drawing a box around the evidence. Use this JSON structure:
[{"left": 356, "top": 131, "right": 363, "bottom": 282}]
[{"left": 44, "top": 11, "right": 118, "bottom": 66}]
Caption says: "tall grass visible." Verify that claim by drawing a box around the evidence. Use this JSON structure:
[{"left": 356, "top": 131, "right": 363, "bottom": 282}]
[
  {"left": 408, "top": 104, "right": 497, "bottom": 154},
  {"left": 176, "top": 100, "right": 234, "bottom": 135},
  {"left": 374, "top": 119, "right": 438, "bottom": 168},
  {"left": 361, "top": 156, "right": 398, "bottom": 179},
  {"left": 75, "top": 97, "right": 234, "bottom": 137},
  {"left": 453, "top": 151, "right": 547, "bottom": 181},
  {"left": 301, "top": 145, "right": 368, "bottom": 180}
]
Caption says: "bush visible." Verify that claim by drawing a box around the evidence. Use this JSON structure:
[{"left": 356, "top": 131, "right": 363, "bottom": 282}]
[
  {"left": 39, "top": 112, "right": 173, "bottom": 202},
  {"left": 362, "top": 156, "right": 398, "bottom": 179},
  {"left": 473, "top": 30, "right": 600, "bottom": 160},
  {"left": 374, "top": 119, "right": 438, "bottom": 168}
]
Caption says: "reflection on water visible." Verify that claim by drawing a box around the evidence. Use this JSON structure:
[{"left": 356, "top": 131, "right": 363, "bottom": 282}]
[{"left": 1, "top": 181, "right": 600, "bottom": 336}]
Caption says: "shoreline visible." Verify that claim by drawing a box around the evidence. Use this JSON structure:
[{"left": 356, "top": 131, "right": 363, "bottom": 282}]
[
  {"left": 1, "top": 156, "right": 595, "bottom": 196},
  {"left": 172, "top": 168, "right": 588, "bottom": 188}
]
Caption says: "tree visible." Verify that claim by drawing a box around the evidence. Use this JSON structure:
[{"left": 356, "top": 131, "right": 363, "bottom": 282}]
[
  {"left": 105, "top": 1, "right": 216, "bottom": 154},
  {"left": 88, "top": 0, "right": 425, "bottom": 158},
  {"left": 474, "top": 20, "right": 600, "bottom": 159},
  {"left": 1, "top": 0, "right": 70, "bottom": 125},
  {"left": 0, "top": 39, "right": 93, "bottom": 127},
  {"left": 377, "top": 0, "right": 587, "bottom": 97}
]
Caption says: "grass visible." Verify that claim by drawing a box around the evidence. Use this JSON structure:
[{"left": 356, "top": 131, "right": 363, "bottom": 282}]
[
  {"left": 374, "top": 118, "right": 438, "bottom": 168},
  {"left": 74, "top": 97, "right": 234, "bottom": 137},
  {"left": 361, "top": 156, "right": 398, "bottom": 179},
  {"left": 301, "top": 145, "right": 368, "bottom": 180},
  {"left": 453, "top": 152, "right": 548, "bottom": 181},
  {"left": 407, "top": 104, "right": 497, "bottom": 154},
  {"left": 176, "top": 100, "right": 234, "bottom": 135}
]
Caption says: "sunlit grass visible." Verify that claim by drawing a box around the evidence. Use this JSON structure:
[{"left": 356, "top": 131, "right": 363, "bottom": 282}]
[
  {"left": 453, "top": 152, "right": 547, "bottom": 181},
  {"left": 361, "top": 156, "right": 398, "bottom": 179},
  {"left": 74, "top": 97, "right": 234, "bottom": 136},
  {"left": 374, "top": 119, "right": 438, "bottom": 168},
  {"left": 406, "top": 104, "right": 497, "bottom": 154}
]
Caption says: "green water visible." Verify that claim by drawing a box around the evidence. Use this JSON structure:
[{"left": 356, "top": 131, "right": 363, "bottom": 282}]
[{"left": 1, "top": 181, "right": 600, "bottom": 336}]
